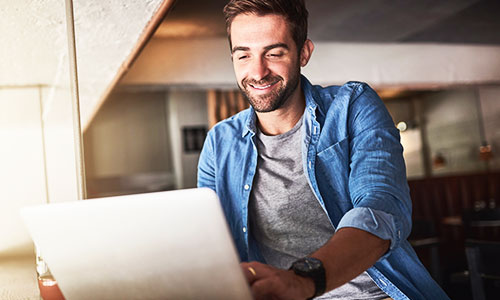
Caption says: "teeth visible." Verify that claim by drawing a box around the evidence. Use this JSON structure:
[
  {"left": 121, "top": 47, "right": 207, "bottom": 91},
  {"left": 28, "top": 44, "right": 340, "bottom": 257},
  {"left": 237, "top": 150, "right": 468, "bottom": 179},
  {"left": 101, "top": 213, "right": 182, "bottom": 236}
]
[{"left": 250, "top": 83, "right": 273, "bottom": 89}]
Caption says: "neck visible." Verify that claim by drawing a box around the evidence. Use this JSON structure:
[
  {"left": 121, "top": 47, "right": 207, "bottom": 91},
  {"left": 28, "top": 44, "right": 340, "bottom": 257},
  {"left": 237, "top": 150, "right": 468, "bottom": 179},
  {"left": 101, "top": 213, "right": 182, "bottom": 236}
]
[{"left": 256, "top": 83, "right": 305, "bottom": 136}]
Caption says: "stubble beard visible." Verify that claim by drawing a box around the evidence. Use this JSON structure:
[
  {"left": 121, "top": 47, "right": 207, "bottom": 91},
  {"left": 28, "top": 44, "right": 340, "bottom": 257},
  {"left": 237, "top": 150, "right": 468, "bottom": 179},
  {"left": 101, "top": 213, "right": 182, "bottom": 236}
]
[{"left": 239, "top": 68, "right": 300, "bottom": 113}]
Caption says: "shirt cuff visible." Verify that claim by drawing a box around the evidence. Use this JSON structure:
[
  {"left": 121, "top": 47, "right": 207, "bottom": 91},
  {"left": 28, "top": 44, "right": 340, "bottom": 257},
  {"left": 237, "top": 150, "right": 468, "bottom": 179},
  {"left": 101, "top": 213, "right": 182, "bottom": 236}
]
[{"left": 335, "top": 207, "right": 402, "bottom": 260}]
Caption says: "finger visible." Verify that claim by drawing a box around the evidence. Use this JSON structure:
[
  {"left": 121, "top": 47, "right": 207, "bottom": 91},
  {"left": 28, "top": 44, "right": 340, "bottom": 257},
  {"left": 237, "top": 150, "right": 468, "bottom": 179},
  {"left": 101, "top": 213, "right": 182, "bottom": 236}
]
[
  {"left": 240, "top": 263, "right": 259, "bottom": 284},
  {"left": 251, "top": 278, "right": 280, "bottom": 300}
]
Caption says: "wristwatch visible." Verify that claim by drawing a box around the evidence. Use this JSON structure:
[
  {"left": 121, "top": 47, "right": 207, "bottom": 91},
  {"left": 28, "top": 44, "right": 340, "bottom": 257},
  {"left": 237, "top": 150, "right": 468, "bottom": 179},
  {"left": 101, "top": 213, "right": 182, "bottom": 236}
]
[{"left": 290, "top": 257, "right": 326, "bottom": 299}]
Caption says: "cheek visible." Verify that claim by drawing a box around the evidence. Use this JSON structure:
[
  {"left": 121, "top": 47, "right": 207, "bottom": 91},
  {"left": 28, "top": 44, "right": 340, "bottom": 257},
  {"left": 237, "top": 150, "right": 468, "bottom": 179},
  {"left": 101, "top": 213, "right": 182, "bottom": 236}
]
[
  {"left": 268, "top": 64, "right": 291, "bottom": 80},
  {"left": 269, "top": 57, "right": 297, "bottom": 76},
  {"left": 233, "top": 64, "right": 247, "bottom": 82}
]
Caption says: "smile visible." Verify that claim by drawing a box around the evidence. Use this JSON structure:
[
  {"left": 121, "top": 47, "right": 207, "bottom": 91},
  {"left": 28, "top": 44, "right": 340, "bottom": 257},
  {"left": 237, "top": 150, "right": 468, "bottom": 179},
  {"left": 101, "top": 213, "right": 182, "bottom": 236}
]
[{"left": 249, "top": 81, "right": 279, "bottom": 90}]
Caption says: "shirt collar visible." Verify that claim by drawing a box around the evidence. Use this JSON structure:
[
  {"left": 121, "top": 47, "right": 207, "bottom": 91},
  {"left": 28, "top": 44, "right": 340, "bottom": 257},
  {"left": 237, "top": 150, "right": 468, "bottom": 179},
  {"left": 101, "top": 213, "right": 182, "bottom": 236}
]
[
  {"left": 301, "top": 75, "right": 324, "bottom": 118},
  {"left": 242, "top": 107, "right": 257, "bottom": 138}
]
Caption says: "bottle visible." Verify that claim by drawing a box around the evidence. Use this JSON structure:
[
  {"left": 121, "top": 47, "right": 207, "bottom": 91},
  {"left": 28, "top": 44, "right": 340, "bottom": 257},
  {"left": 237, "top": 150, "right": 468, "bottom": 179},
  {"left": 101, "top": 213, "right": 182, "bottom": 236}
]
[{"left": 36, "top": 246, "right": 65, "bottom": 300}]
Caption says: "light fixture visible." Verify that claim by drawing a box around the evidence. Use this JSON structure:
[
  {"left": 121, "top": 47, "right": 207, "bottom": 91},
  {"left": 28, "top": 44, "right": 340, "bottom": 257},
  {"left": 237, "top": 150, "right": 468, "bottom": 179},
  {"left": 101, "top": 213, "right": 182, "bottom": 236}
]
[
  {"left": 432, "top": 152, "right": 446, "bottom": 169},
  {"left": 479, "top": 143, "right": 493, "bottom": 161},
  {"left": 396, "top": 121, "right": 408, "bottom": 132}
]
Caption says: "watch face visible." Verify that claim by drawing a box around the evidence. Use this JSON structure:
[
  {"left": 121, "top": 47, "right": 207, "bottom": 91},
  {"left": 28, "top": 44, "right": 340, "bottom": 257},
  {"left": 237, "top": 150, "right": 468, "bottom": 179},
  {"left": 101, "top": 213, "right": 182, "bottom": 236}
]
[
  {"left": 294, "top": 257, "right": 322, "bottom": 272},
  {"left": 292, "top": 257, "right": 326, "bottom": 297}
]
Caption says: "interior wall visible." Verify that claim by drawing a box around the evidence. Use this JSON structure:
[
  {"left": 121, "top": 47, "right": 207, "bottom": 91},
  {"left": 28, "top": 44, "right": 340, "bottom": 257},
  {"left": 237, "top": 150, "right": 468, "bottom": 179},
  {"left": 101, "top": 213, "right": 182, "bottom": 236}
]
[
  {"left": 0, "top": 88, "right": 47, "bottom": 256},
  {"left": 478, "top": 86, "right": 500, "bottom": 170},
  {"left": 166, "top": 90, "right": 208, "bottom": 189},
  {"left": 423, "top": 89, "right": 485, "bottom": 175},
  {"left": 0, "top": 31, "right": 78, "bottom": 258},
  {"left": 0, "top": 83, "right": 80, "bottom": 257},
  {"left": 400, "top": 128, "right": 425, "bottom": 178},
  {"left": 84, "top": 90, "right": 175, "bottom": 197},
  {"left": 41, "top": 85, "right": 79, "bottom": 204},
  {"left": 385, "top": 99, "right": 426, "bottom": 179},
  {"left": 83, "top": 88, "right": 210, "bottom": 195},
  {"left": 307, "top": 42, "right": 500, "bottom": 87},
  {"left": 385, "top": 86, "right": 500, "bottom": 178}
]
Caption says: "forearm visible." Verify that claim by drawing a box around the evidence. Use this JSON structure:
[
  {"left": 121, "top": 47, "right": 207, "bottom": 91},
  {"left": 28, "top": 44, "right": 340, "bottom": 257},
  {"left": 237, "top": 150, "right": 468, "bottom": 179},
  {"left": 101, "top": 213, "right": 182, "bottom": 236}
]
[
  {"left": 240, "top": 227, "right": 391, "bottom": 300},
  {"left": 311, "top": 227, "right": 390, "bottom": 292}
]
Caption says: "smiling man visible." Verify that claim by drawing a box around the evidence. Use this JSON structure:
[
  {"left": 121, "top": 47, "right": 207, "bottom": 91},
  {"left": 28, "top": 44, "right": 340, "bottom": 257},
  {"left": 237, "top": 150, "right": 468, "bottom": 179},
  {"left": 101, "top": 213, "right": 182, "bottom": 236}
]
[{"left": 197, "top": 0, "right": 450, "bottom": 299}]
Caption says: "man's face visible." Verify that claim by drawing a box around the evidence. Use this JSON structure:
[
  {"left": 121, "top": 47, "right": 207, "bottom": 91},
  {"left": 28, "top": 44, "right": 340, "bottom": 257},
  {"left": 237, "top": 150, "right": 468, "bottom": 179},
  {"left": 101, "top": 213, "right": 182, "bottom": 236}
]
[{"left": 230, "top": 13, "right": 301, "bottom": 113}]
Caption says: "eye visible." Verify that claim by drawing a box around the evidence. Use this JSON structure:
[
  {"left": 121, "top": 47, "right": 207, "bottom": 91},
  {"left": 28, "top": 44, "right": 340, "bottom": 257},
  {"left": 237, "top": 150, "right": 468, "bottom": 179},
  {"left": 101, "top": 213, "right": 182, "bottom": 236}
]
[{"left": 267, "top": 52, "right": 284, "bottom": 59}]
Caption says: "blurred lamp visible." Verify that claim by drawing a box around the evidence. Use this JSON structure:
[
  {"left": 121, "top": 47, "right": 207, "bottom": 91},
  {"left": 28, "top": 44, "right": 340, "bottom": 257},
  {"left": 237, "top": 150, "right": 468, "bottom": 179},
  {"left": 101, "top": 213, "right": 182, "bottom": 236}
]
[
  {"left": 396, "top": 121, "right": 408, "bottom": 132},
  {"left": 432, "top": 152, "right": 446, "bottom": 169}
]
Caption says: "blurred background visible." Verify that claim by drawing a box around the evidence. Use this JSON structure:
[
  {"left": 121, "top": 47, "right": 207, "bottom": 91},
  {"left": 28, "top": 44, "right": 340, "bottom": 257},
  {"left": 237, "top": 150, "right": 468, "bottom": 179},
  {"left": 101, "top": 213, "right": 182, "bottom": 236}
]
[{"left": 1, "top": 0, "right": 500, "bottom": 299}]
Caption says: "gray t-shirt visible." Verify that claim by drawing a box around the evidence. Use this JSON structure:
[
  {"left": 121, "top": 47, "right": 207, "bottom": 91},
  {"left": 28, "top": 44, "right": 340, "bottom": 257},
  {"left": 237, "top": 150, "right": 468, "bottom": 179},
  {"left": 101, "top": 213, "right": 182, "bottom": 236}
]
[{"left": 249, "top": 117, "right": 388, "bottom": 299}]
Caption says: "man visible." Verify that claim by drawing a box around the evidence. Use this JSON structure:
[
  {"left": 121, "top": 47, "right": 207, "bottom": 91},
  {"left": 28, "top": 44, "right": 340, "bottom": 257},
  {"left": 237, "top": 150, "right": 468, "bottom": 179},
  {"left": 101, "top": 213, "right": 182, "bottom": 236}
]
[{"left": 198, "top": 0, "right": 450, "bottom": 299}]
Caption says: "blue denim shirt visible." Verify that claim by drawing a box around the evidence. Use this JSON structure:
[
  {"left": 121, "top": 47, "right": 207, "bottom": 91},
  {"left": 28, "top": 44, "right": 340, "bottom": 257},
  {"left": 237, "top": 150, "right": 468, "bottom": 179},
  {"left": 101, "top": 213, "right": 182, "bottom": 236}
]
[{"left": 198, "top": 76, "right": 449, "bottom": 300}]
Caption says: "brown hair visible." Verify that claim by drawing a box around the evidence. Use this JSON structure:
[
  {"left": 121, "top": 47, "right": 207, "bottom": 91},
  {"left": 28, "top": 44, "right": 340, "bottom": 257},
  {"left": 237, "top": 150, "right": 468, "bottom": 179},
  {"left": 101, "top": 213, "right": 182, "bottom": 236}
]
[{"left": 223, "top": 0, "right": 308, "bottom": 51}]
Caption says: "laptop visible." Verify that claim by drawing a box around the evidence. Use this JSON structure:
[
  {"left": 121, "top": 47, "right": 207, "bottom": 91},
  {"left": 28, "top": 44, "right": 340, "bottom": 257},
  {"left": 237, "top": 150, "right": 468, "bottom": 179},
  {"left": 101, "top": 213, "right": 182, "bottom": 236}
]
[{"left": 21, "top": 188, "right": 253, "bottom": 300}]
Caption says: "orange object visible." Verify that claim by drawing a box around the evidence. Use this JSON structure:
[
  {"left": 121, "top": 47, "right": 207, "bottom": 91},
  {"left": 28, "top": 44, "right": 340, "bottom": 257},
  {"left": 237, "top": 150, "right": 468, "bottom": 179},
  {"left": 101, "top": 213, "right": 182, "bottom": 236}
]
[{"left": 38, "top": 277, "right": 65, "bottom": 300}]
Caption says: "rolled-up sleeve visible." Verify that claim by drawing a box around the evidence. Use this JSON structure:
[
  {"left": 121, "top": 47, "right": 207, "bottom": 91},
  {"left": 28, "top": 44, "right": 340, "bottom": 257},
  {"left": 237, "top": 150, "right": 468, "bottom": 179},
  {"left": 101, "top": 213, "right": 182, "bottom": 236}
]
[{"left": 336, "top": 206, "right": 404, "bottom": 259}]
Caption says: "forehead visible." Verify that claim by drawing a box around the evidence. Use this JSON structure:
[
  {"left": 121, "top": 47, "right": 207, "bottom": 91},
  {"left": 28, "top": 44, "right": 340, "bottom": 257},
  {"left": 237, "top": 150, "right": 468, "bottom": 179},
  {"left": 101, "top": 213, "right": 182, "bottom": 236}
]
[{"left": 230, "top": 13, "right": 295, "bottom": 49}]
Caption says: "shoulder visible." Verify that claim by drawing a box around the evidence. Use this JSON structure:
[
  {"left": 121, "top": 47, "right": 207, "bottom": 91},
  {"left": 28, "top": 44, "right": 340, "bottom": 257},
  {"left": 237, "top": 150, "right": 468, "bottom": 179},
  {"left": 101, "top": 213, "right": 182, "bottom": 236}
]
[
  {"left": 313, "top": 81, "right": 379, "bottom": 107},
  {"left": 201, "top": 108, "right": 254, "bottom": 166},
  {"left": 302, "top": 75, "right": 378, "bottom": 106},
  {"left": 207, "top": 107, "right": 253, "bottom": 140},
  {"left": 307, "top": 81, "right": 383, "bottom": 123},
  {"left": 340, "top": 81, "right": 381, "bottom": 105},
  {"left": 307, "top": 80, "right": 392, "bottom": 138}
]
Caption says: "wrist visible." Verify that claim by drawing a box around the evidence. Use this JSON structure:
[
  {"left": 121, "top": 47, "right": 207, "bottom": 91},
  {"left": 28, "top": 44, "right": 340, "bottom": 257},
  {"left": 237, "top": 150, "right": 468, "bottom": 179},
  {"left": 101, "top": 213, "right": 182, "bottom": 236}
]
[
  {"left": 292, "top": 270, "right": 316, "bottom": 299},
  {"left": 296, "top": 275, "right": 316, "bottom": 299},
  {"left": 290, "top": 257, "right": 326, "bottom": 299}
]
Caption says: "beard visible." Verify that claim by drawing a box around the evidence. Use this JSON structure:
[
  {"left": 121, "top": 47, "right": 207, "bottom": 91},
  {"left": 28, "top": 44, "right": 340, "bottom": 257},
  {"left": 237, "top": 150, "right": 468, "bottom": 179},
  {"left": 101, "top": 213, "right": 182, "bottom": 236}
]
[{"left": 238, "top": 67, "right": 300, "bottom": 113}]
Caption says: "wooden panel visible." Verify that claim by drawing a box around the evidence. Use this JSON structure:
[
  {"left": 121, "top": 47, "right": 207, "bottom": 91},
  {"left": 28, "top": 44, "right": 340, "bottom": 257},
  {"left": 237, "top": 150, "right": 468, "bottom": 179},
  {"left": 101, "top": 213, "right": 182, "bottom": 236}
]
[
  {"left": 409, "top": 172, "right": 500, "bottom": 222},
  {"left": 408, "top": 172, "right": 500, "bottom": 285}
]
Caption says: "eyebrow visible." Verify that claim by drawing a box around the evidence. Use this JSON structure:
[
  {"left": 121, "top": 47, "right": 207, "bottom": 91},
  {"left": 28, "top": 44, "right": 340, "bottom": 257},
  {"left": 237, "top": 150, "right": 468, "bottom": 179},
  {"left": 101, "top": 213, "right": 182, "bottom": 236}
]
[
  {"left": 231, "top": 46, "right": 250, "bottom": 53},
  {"left": 231, "top": 43, "right": 290, "bottom": 54},
  {"left": 264, "top": 43, "right": 289, "bottom": 52}
]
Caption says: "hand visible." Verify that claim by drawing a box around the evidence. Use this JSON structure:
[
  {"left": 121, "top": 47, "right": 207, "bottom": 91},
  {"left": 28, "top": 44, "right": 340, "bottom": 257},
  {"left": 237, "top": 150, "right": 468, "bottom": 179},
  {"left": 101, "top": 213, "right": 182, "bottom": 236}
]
[{"left": 241, "top": 261, "right": 315, "bottom": 300}]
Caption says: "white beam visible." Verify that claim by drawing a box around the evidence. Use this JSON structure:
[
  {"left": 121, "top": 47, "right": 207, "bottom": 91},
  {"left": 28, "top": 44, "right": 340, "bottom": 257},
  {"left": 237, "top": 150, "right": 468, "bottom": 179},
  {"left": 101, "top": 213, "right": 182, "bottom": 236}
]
[{"left": 121, "top": 38, "right": 500, "bottom": 89}]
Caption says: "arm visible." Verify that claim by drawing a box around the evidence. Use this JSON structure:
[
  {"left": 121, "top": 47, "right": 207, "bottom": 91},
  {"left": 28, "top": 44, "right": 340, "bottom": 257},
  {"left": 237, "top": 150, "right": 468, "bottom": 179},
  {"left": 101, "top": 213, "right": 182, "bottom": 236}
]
[
  {"left": 197, "top": 131, "right": 216, "bottom": 190},
  {"left": 242, "top": 228, "right": 389, "bottom": 300},
  {"left": 311, "top": 227, "right": 389, "bottom": 292}
]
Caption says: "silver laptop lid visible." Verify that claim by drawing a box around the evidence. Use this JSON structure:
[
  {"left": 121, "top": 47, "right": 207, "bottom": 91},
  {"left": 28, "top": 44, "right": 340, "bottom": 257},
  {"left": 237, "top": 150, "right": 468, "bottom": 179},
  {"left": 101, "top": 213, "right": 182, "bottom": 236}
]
[{"left": 21, "top": 188, "right": 252, "bottom": 300}]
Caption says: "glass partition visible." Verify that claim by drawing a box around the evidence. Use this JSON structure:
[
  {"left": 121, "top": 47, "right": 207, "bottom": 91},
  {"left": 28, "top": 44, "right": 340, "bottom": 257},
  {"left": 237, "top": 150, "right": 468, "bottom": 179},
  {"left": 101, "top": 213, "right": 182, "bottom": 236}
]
[{"left": 71, "top": 0, "right": 176, "bottom": 197}]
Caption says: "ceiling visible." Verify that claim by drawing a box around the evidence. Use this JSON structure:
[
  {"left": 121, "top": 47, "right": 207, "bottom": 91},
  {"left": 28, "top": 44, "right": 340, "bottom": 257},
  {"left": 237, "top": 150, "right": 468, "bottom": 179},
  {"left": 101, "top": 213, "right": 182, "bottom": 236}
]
[{"left": 155, "top": 0, "right": 500, "bottom": 45}]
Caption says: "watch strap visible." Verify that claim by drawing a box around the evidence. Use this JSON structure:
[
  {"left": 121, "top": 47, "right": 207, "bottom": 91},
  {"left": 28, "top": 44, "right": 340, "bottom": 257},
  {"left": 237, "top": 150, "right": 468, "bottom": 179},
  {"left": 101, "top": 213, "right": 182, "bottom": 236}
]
[{"left": 291, "top": 257, "right": 326, "bottom": 299}]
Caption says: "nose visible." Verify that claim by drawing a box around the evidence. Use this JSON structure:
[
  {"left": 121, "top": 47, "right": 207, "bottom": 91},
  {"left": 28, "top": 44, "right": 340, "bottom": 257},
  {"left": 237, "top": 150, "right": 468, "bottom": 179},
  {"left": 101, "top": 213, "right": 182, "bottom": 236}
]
[{"left": 248, "top": 57, "right": 270, "bottom": 81}]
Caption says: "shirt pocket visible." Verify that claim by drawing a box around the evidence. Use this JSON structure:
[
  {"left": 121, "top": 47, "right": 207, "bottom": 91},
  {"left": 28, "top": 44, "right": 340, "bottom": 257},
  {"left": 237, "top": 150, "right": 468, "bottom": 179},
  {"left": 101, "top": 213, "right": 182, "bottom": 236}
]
[
  {"left": 316, "top": 137, "right": 349, "bottom": 173},
  {"left": 315, "top": 138, "right": 352, "bottom": 213}
]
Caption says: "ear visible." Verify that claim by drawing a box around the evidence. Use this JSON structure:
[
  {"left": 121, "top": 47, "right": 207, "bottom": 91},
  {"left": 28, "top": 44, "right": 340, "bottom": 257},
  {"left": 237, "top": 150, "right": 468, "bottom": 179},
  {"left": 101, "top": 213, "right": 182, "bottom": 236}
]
[{"left": 299, "top": 39, "right": 314, "bottom": 67}]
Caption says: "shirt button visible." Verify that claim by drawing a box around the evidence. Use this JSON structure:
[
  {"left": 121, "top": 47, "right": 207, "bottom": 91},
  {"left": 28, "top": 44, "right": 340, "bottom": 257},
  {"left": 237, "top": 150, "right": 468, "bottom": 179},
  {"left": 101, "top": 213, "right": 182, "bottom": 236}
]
[
  {"left": 243, "top": 227, "right": 247, "bottom": 233},
  {"left": 244, "top": 184, "right": 250, "bottom": 190}
]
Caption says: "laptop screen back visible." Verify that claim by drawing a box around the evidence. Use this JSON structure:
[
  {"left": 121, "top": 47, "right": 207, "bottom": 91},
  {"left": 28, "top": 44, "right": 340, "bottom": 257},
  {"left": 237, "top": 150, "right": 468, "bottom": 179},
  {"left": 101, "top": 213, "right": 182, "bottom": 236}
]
[{"left": 21, "top": 188, "right": 252, "bottom": 300}]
